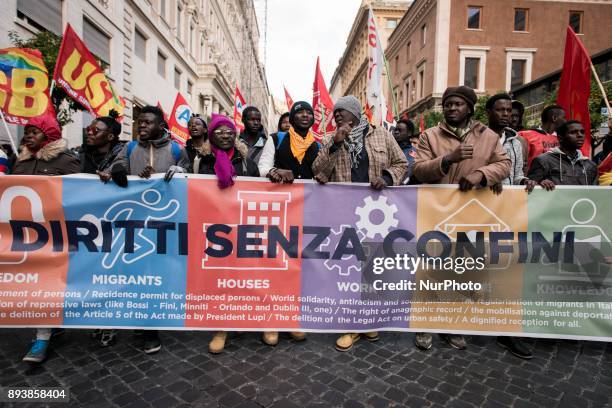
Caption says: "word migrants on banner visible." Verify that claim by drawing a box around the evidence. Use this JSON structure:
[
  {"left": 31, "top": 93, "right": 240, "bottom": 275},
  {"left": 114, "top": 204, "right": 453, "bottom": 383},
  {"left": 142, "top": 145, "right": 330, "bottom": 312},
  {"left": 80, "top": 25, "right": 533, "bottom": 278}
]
[{"left": 0, "top": 176, "right": 610, "bottom": 342}]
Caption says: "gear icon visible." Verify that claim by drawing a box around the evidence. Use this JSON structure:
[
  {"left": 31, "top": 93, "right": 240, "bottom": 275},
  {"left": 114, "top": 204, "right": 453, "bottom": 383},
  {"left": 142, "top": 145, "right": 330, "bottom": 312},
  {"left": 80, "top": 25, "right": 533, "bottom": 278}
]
[
  {"left": 321, "top": 225, "right": 367, "bottom": 276},
  {"left": 355, "top": 196, "right": 398, "bottom": 239}
]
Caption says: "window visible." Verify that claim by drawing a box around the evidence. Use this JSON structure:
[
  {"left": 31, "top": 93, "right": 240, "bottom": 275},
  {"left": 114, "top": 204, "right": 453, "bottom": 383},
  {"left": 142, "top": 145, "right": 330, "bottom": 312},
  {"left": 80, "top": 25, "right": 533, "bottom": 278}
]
[
  {"left": 395, "top": 55, "right": 399, "bottom": 72},
  {"left": 467, "top": 6, "right": 482, "bottom": 29},
  {"left": 83, "top": 19, "right": 111, "bottom": 65},
  {"left": 174, "top": 68, "right": 181, "bottom": 89},
  {"left": 160, "top": 0, "right": 166, "bottom": 19},
  {"left": 417, "top": 67, "right": 425, "bottom": 99},
  {"left": 134, "top": 29, "right": 147, "bottom": 61},
  {"left": 177, "top": 2, "right": 183, "bottom": 41},
  {"left": 386, "top": 19, "right": 398, "bottom": 29},
  {"left": 420, "top": 24, "right": 427, "bottom": 47},
  {"left": 514, "top": 9, "right": 528, "bottom": 32},
  {"left": 511, "top": 59, "right": 526, "bottom": 89},
  {"left": 189, "top": 23, "right": 195, "bottom": 54},
  {"left": 406, "top": 41, "right": 411, "bottom": 60},
  {"left": 157, "top": 51, "right": 166, "bottom": 77},
  {"left": 569, "top": 11, "right": 583, "bottom": 34},
  {"left": 464, "top": 58, "right": 480, "bottom": 89},
  {"left": 187, "top": 80, "right": 193, "bottom": 98},
  {"left": 16, "top": 0, "right": 62, "bottom": 34}
]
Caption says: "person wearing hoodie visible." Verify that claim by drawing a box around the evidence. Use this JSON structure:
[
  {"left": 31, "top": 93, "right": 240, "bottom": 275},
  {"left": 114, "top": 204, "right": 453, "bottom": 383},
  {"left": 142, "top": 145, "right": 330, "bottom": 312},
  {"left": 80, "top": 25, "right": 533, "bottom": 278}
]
[
  {"left": 519, "top": 105, "right": 565, "bottom": 170},
  {"left": 13, "top": 115, "right": 80, "bottom": 363},
  {"left": 528, "top": 120, "right": 598, "bottom": 188},
  {"left": 185, "top": 114, "right": 208, "bottom": 166},
  {"left": 109, "top": 105, "right": 190, "bottom": 354},
  {"left": 239, "top": 106, "right": 268, "bottom": 165},
  {"left": 196, "top": 114, "right": 259, "bottom": 354},
  {"left": 413, "top": 86, "right": 511, "bottom": 352},
  {"left": 485, "top": 93, "right": 537, "bottom": 360}
]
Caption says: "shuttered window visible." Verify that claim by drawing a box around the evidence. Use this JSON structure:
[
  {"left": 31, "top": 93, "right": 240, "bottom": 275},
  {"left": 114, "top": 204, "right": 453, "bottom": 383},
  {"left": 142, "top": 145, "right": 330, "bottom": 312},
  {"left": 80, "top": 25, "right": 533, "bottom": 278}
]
[
  {"left": 83, "top": 18, "right": 110, "bottom": 65},
  {"left": 17, "top": 0, "right": 62, "bottom": 35}
]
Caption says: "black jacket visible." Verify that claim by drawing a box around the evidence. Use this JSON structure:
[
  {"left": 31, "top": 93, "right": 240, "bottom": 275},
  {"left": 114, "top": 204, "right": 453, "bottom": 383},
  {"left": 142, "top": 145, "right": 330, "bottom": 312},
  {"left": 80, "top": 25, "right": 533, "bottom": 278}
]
[
  {"left": 195, "top": 139, "right": 259, "bottom": 177},
  {"left": 78, "top": 142, "right": 124, "bottom": 174},
  {"left": 271, "top": 132, "right": 319, "bottom": 180},
  {"left": 528, "top": 147, "right": 598, "bottom": 185}
]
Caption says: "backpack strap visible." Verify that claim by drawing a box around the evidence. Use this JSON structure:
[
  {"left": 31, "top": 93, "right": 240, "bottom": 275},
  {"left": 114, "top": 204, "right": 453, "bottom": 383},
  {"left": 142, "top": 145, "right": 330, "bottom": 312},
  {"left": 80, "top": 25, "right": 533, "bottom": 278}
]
[
  {"left": 126, "top": 140, "right": 138, "bottom": 158},
  {"left": 170, "top": 141, "right": 182, "bottom": 163},
  {"left": 275, "top": 132, "right": 287, "bottom": 149}
]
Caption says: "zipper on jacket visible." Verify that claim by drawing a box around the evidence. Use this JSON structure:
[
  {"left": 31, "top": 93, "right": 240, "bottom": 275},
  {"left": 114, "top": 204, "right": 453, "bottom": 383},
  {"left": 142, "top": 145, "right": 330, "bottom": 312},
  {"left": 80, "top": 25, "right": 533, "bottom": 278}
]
[{"left": 149, "top": 144, "right": 154, "bottom": 169}]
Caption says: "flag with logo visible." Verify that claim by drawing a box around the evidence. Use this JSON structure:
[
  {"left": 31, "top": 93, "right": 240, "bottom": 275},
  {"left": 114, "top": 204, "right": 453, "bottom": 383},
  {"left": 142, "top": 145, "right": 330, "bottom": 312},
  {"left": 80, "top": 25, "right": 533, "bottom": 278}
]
[
  {"left": 234, "top": 85, "right": 247, "bottom": 132},
  {"left": 53, "top": 24, "right": 125, "bottom": 118},
  {"left": 167, "top": 92, "right": 192, "bottom": 146},
  {"left": 312, "top": 57, "right": 335, "bottom": 141},
  {"left": 0, "top": 48, "right": 55, "bottom": 126},
  {"left": 284, "top": 85, "right": 294, "bottom": 110},
  {"left": 366, "top": 7, "right": 388, "bottom": 128},
  {"left": 557, "top": 26, "right": 592, "bottom": 157}
]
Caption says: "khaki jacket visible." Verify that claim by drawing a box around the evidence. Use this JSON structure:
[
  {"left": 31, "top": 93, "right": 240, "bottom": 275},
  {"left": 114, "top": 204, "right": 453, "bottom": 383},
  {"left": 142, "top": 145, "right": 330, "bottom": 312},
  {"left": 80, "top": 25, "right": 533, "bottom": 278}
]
[{"left": 413, "top": 121, "right": 511, "bottom": 185}]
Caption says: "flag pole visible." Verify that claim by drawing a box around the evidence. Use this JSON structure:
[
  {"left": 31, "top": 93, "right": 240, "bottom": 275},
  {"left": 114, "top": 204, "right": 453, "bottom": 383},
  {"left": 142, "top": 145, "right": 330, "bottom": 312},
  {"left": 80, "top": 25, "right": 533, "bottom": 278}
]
[
  {"left": 0, "top": 109, "right": 19, "bottom": 156},
  {"left": 590, "top": 63, "right": 610, "bottom": 112},
  {"left": 383, "top": 55, "right": 399, "bottom": 120}
]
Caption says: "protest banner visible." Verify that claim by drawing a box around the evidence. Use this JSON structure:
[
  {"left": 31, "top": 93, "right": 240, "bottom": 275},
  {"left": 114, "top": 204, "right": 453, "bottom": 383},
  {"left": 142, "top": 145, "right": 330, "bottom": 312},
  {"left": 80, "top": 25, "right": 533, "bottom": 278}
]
[
  {"left": 53, "top": 24, "right": 125, "bottom": 118},
  {"left": 0, "top": 176, "right": 610, "bottom": 341},
  {"left": 167, "top": 92, "right": 192, "bottom": 146}
]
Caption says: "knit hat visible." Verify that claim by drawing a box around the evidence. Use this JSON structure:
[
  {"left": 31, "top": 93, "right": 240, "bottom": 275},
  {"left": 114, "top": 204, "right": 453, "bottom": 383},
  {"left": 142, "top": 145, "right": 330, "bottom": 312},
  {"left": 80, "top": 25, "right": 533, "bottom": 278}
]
[
  {"left": 26, "top": 114, "right": 62, "bottom": 144},
  {"left": 208, "top": 113, "right": 236, "bottom": 140},
  {"left": 333, "top": 95, "right": 362, "bottom": 120},
  {"left": 442, "top": 86, "right": 478, "bottom": 112},
  {"left": 289, "top": 101, "right": 314, "bottom": 127}
]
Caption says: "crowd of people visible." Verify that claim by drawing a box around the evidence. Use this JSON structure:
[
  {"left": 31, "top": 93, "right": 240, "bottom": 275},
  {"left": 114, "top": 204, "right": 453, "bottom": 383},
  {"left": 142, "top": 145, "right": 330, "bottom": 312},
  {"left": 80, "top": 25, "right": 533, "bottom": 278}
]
[{"left": 0, "top": 84, "right": 610, "bottom": 364}]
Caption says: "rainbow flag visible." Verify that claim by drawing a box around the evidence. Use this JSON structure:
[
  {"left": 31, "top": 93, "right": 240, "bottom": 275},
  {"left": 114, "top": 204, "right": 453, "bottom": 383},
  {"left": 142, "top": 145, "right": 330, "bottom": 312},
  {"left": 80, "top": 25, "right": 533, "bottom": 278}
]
[
  {"left": 0, "top": 48, "right": 48, "bottom": 75},
  {"left": 0, "top": 47, "right": 53, "bottom": 126}
]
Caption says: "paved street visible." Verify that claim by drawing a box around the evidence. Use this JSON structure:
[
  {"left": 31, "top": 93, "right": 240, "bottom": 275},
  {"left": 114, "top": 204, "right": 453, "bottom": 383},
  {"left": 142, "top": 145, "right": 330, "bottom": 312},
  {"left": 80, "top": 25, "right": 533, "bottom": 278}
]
[{"left": 1, "top": 329, "right": 611, "bottom": 407}]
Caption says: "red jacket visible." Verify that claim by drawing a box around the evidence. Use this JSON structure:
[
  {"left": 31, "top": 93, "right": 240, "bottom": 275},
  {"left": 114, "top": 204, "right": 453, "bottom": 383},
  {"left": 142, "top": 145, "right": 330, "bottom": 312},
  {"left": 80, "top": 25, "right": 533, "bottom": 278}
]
[{"left": 519, "top": 129, "right": 559, "bottom": 170}]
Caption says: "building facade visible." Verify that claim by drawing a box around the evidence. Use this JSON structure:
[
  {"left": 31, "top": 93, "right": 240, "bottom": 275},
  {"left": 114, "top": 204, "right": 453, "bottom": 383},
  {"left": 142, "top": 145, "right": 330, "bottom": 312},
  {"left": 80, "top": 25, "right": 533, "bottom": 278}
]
[
  {"left": 329, "top": 0, "right": 411, "bottom": 108},
  {"left": 386, "top": 0, "right": 612, "bottom": 118},
  {"left": 0, "top": 0, "right": 271, "bottom": 147}
]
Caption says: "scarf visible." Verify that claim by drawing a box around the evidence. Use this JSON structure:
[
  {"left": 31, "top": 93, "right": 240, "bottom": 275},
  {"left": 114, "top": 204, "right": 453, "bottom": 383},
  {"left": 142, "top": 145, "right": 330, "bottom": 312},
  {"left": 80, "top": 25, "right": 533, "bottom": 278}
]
[
  {"left": 345, "top": 115, "right": 369, "bottom": 169},
  {"left": 210, "top": 144, "right": 236, "bottom": 189},
  {"left": 289, "top": 127, "right": 315, "bottom": 164},
  {"left": 445, "top": 120, "right": 473, "bottom": 141}
]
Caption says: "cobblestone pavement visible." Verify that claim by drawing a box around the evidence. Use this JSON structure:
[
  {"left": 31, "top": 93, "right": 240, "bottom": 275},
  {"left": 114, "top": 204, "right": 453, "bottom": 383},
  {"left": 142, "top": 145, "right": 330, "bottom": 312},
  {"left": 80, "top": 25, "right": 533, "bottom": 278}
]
[{"left": 1, "top": 329, "right": 611, "bottom": 407}]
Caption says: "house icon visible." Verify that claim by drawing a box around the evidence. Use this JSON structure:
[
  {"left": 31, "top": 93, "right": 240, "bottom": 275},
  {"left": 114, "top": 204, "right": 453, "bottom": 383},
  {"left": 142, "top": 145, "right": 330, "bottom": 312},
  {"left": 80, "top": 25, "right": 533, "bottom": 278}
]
[{"left": 434, "top": 198, "right": 512, "bottom": 270}]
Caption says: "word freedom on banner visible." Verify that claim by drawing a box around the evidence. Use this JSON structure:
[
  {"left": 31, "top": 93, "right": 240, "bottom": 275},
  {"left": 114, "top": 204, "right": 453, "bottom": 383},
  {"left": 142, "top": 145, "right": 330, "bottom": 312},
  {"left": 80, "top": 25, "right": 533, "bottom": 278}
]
[{"left": 0, "top": 175, "right": 610, "bottom": 341}]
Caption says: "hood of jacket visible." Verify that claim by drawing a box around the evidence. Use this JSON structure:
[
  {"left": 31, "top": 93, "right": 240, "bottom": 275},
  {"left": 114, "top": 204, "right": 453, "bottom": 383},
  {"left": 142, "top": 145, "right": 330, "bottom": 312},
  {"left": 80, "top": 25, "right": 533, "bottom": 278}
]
[
  {"left": 137, "top": 135, "right": 171, "bottom": 148},
  {"left": 547, "top": 147, "right": 589, "bottom": 161},
  {"left": 18, "top": 139, "right": 69, "bottom": 162}
]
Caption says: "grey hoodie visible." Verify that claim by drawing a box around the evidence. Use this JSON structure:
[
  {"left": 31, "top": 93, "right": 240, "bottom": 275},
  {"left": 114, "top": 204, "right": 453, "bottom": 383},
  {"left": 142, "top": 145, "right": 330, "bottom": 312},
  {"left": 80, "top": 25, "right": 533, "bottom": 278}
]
[
  {"left": 111, "top": 136, "right": 190, "bottom": 175},
  {"left": 528, "top": 147, "right": 598, "bottom": 186},
  {"left": 500, "top": 127, "right": 526, "bottom": 185}
]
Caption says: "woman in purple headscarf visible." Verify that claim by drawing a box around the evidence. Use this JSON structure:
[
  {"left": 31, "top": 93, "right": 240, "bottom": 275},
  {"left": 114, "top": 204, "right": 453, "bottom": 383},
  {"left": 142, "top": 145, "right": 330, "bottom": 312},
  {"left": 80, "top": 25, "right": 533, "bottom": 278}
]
[{"left": 193, "top": 113, "right": 259, "bottom": 185}]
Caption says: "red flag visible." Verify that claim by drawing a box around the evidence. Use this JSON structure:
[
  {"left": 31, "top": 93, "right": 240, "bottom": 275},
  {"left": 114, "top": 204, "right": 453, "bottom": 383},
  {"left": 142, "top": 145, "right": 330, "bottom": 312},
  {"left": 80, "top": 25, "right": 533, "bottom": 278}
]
[
  {"left": 53, "top": 24, "right": 125, "bottom": 118},
  {"left": 167, "top": 92, "right": 192, "bottom": 146},
  {"left": 284, "top": 85, "right": 294, "bottom": 110},
  {"left": 234, "top": 85, "right": 247, "bottom": 132},
  {"left": 419, "top": 113, "right": 425, "bottom": 133},
  {"left": 157, "top": 101, "right": 169, "bottom": 123},
  {"left": 364, "top": 104, "right": 373, "bottom": 124},
  {"left": 557, "top": 26, "right": 592, "bottom": 156},
  {"left": 312, "top": 57, "right": 335, "bottom": 141}
]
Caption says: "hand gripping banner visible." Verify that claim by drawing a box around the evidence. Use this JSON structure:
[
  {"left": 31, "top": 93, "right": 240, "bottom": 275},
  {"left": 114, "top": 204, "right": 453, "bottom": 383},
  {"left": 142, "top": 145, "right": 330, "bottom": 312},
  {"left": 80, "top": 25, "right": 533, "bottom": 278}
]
[{"left": 0, "top": 175, "right": 610, "bottom": 341}]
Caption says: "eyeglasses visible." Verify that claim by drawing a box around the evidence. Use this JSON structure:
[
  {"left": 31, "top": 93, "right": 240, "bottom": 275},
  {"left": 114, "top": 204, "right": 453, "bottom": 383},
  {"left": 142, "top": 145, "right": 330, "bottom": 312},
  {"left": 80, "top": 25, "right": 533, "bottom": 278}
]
[{"left": 213, "top": 130, "right": 235, "bottom": 137}]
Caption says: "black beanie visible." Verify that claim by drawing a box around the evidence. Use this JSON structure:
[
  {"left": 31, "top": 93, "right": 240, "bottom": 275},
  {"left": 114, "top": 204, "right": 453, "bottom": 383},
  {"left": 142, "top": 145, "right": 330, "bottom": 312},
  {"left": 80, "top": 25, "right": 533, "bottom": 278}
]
[{"left": 289, "top": 101, "right": 314, "bottom": 127}]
